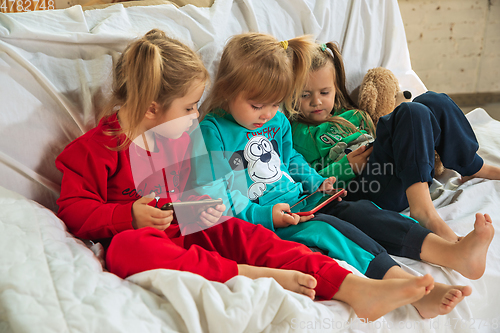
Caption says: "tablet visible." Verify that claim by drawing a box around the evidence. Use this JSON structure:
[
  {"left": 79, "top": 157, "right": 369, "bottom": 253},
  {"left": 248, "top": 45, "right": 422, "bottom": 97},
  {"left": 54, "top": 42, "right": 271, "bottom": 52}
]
[
  {"left": 160, "top": 199, "right": 223, "bottom": 211},
  {"left": 291, "top": 189, "right": 346, "bottom": 216}
]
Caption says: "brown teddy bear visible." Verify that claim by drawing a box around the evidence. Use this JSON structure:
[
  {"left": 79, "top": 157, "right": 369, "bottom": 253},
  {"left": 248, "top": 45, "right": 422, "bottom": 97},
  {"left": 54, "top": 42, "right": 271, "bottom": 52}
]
[{"left": 357, "top": 67, "right": 445, "bottom": 176}]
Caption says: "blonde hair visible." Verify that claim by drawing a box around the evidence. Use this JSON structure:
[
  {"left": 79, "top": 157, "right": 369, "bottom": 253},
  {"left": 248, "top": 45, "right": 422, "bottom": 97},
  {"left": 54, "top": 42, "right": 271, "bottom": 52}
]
[
  {"left": 296, "top": 42, "right": 375, "bottom": 137},
  {"left": 200, "top": 33, "right": 315, "bottom": 119},
  {"left": 101, "top": 29, "right": 209, "bottom": 150}
]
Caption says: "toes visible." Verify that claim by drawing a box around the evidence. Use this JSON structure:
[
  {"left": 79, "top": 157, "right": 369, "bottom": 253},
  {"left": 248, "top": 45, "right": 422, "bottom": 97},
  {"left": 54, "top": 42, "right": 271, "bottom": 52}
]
[
  {"left": 443, "top": 290, "right": 462, "bottom": 304},
  {"left": 475, "top": 213, "right": 493, "bottom": 226},
  {"left": 419, "top": 274, "right": 435, "bottom": 288},
  {"left": 425, "top": 284, "right": 434, "bottom": 295},
  {"left": 307, "top": 276, "right": 317, "bottom": 289},
  {"left": 447, "top": 289, "right": 462, "bottom": 300},
  {"left": 299, "top": 286, "right": 315, "bottom": 300},
  {"left": 461, "top": 285, "right": 472, "bottom": 297},
  {"left": 442, "top": 298, "right": 453, "bottom": 307},
  {"left": 298, "top": 274, "right": 317, "bottom": 289},
  {"left": 475, "top": 213, "right": 486, "bottom": 225}
]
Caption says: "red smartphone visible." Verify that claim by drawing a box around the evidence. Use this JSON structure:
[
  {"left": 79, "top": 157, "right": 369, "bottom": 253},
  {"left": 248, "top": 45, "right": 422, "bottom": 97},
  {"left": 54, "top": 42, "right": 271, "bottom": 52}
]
[{"left": 291, "top": 189, "right": 346, "bottom": 216}]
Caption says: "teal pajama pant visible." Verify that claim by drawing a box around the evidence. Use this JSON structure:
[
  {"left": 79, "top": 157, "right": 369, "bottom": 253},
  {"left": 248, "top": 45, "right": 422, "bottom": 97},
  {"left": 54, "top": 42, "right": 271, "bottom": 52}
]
[{"left": 276, "top": 199, "right": 432, "bottom": 279}]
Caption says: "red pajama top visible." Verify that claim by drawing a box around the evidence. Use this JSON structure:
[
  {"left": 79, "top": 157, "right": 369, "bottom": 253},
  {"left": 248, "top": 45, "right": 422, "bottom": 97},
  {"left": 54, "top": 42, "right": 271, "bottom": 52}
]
[{"left": 56, "top": 113, "right": 197, "bottom": 240}]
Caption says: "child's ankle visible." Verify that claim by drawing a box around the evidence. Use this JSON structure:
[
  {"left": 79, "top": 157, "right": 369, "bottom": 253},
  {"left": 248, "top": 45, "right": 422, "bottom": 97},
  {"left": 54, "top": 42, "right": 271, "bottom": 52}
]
[{"left": 409, "top": 208, "right": 440, "bottom": 227}]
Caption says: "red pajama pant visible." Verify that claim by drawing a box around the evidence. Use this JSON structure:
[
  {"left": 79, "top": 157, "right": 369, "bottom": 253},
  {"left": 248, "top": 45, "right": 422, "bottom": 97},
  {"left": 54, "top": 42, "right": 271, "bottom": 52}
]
[{"left": 106, "top": 217, "right": 350, "bottom": 299}]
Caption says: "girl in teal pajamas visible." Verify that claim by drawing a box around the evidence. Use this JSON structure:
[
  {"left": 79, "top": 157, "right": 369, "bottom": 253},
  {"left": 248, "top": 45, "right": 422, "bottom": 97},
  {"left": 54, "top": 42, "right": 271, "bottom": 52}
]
[{"left": 192, "top": 32, "right": 474, "bottom": 318}]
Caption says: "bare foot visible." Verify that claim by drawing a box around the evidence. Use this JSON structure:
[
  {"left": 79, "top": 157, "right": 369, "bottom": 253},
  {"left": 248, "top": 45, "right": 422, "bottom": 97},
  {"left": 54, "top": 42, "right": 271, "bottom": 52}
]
[
  {"left": 237, "top": 264, "right": 317, "bottom": 299},
  {"left": 447, "top": 213, "right": 494, "bottom": 279},
  {"left": 413, "top": 283, "right": 472, "bottom": 318},
  {"left": 335, "top": 274, "right": 434, "bottom": 321}
]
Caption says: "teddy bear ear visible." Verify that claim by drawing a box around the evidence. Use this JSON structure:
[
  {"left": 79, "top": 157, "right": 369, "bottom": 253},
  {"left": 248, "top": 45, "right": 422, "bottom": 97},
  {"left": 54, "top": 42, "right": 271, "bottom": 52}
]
[{"left": 358, "top": 80, "right": 378, "bottom": 119}]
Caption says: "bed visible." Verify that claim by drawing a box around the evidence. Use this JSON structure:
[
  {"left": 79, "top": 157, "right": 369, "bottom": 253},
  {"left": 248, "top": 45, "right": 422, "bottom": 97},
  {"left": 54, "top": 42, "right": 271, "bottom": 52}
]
[{"left": 1, "top": 0, "right": 499, "bottom": 332}]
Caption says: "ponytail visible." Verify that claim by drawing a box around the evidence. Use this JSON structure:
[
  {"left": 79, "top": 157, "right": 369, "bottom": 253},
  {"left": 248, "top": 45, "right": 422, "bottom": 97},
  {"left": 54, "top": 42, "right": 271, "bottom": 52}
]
[
  {"left": 325, "top": 42, "right": 357, "bottom": 111},
  {"left": 284, "top": 36, "right": 315, "bottom": 119},
  {"left": 102, "top": 29, "right": 208, "bottom": 150},
  {"left": 121, "top": 34, "right": 163, "bottom": 142}
]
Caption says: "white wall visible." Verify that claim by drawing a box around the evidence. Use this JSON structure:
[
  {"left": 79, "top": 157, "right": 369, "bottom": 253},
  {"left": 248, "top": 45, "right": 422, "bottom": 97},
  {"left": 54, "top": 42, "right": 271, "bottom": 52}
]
[{"left": 398, "top": 0, "right": 499, "bottom": 95}]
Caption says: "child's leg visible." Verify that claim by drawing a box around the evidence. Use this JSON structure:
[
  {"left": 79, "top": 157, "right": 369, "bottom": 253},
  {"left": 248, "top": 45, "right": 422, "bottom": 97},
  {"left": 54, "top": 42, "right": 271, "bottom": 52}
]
[
  {"left": 275, "top": 216, "right": 398, "bottom": 279},
  {"left": 216, "top": 218, "right": 461, "bottom": 318},
  {"left": 413, "top": 91, "right": 483, "bottom": 178},
  {"left": 216, "top": 220, "right": 440, "bottom": 321},
  {"left": 106, "top": 222, "right": 335, "bottom": 299},
  {"left": 327, "top": 198, "right": 478, "bottom": 318},
  {"left": 189, "top": 217, "right": 351, "bottom": 300},
  {"left": 461, "top": 163, "right": 500, "bottom": 183},
  {"left": 349, "top": 91, "right": 485, "bottom": 241},
  {"left": 321, "top": 200, "right": 494, "bottom": 280},
  {"left": 236, "top": 235, "right": 439, "bottom": 322},
  {"left": 406, "top": 182, "right": 458, "bottom": 242},
  {"left": 227, "top": 220, "right": 459, "bottom": 321},
  {"left": 319, "top": 200, "right": 431, "bottom": 260},
  {"left": 333, "top": 273, "right": 434, "bottom": 322},
  {"left": 387, "top": 91, "right": 484, "bottom": 194},
  {"left": 405, "top": 92, "right": 486, "bottom": 241},
  {"left": 419, "top": 213, "right": 494, "bottom": 280},
  {"left": 383, "top": 266, "right": 471, "bottom": 319},
  {"left": 106, "top": 225, "right": 239, "bottom": 282},
  {"left": 236, "top": 264, "right": 319, "bottom": 300}
]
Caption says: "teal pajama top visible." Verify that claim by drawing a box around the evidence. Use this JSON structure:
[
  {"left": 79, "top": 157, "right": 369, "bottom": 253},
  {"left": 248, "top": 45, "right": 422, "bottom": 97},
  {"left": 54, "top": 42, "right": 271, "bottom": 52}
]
[{"left": 189, "top": 110, "right": 387, "bottom": 276}]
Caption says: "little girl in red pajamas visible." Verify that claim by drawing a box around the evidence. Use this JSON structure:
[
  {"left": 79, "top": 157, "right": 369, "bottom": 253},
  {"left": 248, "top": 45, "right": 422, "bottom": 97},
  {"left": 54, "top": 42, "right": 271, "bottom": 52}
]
[{"left": 56, "top": 29, "right": 434, "bottom": 322}]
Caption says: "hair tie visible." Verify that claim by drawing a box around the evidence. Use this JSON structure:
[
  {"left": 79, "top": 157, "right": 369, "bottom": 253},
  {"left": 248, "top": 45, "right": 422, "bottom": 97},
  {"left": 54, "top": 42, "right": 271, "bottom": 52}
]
[
  {"left": 320, "top": 43, "right": 335, "bottom": 58},
  {"left": 280, "top": 40, "right": 289, "bottom": 50}
]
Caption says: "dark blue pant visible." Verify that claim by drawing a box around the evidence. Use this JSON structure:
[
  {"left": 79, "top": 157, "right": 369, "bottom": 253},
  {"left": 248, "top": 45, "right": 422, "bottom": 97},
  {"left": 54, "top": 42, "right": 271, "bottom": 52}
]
[
  {"left": 276, "top": 211, "right": 399, "bottom": 280},
  {"left": 318, "top": 199, "right": 431, "bottom": 260},
  {"left": 346, "top": 91, "right": 484, "bottom": 211}
]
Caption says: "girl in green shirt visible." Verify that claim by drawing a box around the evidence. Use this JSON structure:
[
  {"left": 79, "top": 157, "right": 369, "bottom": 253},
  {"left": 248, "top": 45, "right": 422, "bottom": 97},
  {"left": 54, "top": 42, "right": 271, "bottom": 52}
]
[
  {"left": 291, "top": 40, "right": 496, "bottom": 241},
  {"left": 290, "top": 40, "right": 497, "bottom": 315}
]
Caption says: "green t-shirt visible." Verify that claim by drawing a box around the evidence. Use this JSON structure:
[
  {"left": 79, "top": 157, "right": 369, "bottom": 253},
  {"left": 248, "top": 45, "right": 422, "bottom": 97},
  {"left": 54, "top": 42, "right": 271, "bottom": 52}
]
[{"left": 291, "top": 109, "right": 373, "bottom": 187}]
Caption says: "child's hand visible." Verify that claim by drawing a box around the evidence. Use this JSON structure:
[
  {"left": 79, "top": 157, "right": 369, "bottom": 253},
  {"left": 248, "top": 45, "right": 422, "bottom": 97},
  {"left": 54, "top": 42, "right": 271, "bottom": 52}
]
[
  {"left": 272, "top": 203, "right": 314, "bottom": 228},
  {"left": 199, "top": 203, "right": 226, "bottom": 227},
  {"left": 347, "top": 144, "right": 373, "bottom": 174},
  {"left": 132, "top": 196, "right": 173, "bottom": 231},
  {"left": 318, "top": 176, "right": 337, "bottom": 194}
]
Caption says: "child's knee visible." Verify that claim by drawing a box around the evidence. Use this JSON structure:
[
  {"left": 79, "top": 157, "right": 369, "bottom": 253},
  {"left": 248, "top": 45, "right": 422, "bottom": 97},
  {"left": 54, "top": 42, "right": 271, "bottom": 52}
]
[
  {"left": 413, "top": 91, "right": 459, "bottom": 115},
  {"left": 394, "top": 101, "right": 432, "bottom": 124},
  {"left": 108, "top": 228, "right": 165, "bottom": 257},
  {"left": 106, "top": 228, "right": 172, "bottom": 277},
  {"left": 414, "top": 91, "right": 452, "bottom": 106}
]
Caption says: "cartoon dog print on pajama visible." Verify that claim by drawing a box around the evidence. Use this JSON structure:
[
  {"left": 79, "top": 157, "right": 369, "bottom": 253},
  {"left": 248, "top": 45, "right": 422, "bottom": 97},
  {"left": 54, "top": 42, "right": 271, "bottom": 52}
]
[{"left": 229, "top": 136, "right": 294, "bottom": 202}]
